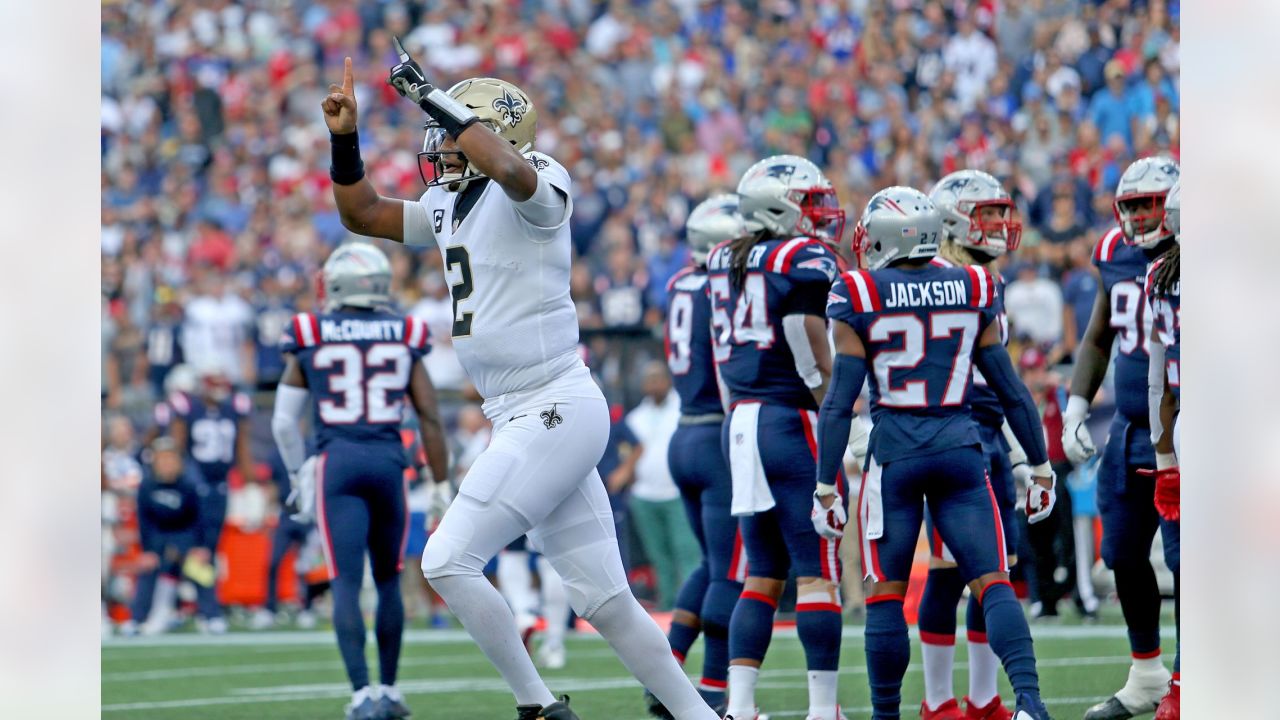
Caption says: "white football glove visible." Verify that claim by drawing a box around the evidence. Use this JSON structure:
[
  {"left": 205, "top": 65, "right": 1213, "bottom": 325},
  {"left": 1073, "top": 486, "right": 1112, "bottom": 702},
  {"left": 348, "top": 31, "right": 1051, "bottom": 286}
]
[
  {"left": 811, "top": 489, "right": 847, "bottom": 540},
  {"left": 285, "top": 455, "right": 319, "bottom": 523},
  {"left": 1024, "top": 464, "right": 1057, "bottom": 524},
  {"left": 425, "top": 480, "right": 454, "bottom": 530},
  {"left": 1061, "top": 395, "right": 1097, "bottom": 466},
  {"left": 847, "top": 418, "right": 870, "bottom": 472}
]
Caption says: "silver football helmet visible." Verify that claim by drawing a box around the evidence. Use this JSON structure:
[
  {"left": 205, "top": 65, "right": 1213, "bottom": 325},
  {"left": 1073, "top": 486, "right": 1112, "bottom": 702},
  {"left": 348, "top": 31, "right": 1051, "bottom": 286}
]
[
  {"left": 686, "top": 194, "right": 747, "bottom": 264},
  {"left": 929, "top": 169, "right": 1022, "bottom": 256},
  {"left": 853, "top": 186, "right": 942, "bottom": 270},
  {"left": 1114, "top": 156, "right": 1180, "bottom": 248},
  {"left": 322, "top": 242, "right": 392, "bottom": 310},
  {"left": 736, "top": 155, "right": 845, "bottom": 242},
  {"left": 1163, "top": 179, "right": 1180, "bottom": 244}
]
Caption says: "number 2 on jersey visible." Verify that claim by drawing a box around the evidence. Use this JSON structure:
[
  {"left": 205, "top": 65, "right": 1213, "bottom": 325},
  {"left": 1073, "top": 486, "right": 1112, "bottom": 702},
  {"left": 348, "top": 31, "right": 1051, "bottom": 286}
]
[
  {"left": 869, "top": 311, "right": 978, "bottom": 407},
  {"left": 313, "top": 343, "right": 411, "bottom": 424},
  {"left": 446, "top": 246, "right": 474, "bottom": 337}
]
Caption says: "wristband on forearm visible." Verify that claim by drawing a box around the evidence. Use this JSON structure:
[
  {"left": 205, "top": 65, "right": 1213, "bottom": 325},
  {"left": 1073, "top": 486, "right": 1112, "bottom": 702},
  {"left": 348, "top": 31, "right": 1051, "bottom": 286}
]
[
  {"left": 420, "top": 87, "right": 480, "bottom": 138},
  {"left": 330, "top": 130, "right": 365, "bottom": 185}
]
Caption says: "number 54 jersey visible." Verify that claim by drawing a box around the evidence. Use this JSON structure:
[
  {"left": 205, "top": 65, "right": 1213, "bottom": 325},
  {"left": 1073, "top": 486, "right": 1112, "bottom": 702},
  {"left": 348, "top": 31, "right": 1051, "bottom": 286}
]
[
  {"left": 826, "top": 264, "right": 1000, "bottom": 464},
  {"left": 281, "top": 309, "right": 431, "bottom": 451},
  {"left": 706, "top": 237, "right": 844, "bottom": 411}
]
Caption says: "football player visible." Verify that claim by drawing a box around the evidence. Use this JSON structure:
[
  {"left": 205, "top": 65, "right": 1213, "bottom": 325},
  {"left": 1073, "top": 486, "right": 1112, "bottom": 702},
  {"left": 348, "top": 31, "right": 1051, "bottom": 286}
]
[
  {"left": 645, "top": 194, "right": 750, "bottom": 719},
  {"left": 272, "top": 243, "right": 451, "bottom": 720},
  {"left": 322, "top": 43, "right": 719, "bottom": 720},
  {"left": 916, "top": 170, "right": 1033, "bottom": 720},
  {"left": 813, "top": 187, "right": 1055, "bottom": 720},
  {"left": 707, "top": 156, "right": 848, "bottom": 720},
  {"left": 127, "top": 437, "right": 201, "bottom": 637},
  {"left": 1144, "top": 180, "right": 1181, "bottom": 720},
  {"left": 1061, "top": 158, "right": 1180, "bottom": 720},
  {"left": 167, "top": 364, "right": 255, "bottom": 634}
]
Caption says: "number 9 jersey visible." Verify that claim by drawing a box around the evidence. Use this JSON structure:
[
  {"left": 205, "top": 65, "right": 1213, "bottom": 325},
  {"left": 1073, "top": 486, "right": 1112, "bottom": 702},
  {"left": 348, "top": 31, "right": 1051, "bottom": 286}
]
[
  {"left": 281, "top": 309, "right": 432, "bottom": 451},
  {"left": 826, "top": 264, "right": 1000, "bottom": 464}
]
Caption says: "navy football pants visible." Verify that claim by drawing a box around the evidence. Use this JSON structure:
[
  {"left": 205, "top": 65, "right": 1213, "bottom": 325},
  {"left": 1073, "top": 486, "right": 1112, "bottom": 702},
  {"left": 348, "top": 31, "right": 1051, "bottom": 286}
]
[{"left": 317, "top": 442, "right": 408, "bottom": 690}]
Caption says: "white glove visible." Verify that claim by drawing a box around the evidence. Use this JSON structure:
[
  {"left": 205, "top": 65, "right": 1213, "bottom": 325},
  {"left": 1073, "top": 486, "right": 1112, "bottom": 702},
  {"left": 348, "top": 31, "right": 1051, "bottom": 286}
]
[
  {"left": 811, "top": 489, "right": 847, "bottom": 540},
  {"left": 285, "top": 455, "right": 318, "bottom": 523},
  {"left": 425, "top": 481, "right": 454, "bottom": 530},
  {"left": 1024, "top": 463, "right": 1057, "bottom": 524},
  {"left": 1011, "top": 461, "right": 1035, "bottom": 495},
  {"left": 847, "top": 418, "right": 870, "bottom": 472},
  {"left": 1061, "top": 395, "right": 1097, "bottom": 466}
]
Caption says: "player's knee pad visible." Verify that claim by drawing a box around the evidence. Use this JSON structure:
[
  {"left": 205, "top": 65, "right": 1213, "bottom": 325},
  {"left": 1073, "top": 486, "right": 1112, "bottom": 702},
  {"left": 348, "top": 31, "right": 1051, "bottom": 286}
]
[
  {"left": 421, "top": 512, "right": 484, "bottom": 581},
  {"left": 544, "top": 539, "right": 629, "bottom": 620}
]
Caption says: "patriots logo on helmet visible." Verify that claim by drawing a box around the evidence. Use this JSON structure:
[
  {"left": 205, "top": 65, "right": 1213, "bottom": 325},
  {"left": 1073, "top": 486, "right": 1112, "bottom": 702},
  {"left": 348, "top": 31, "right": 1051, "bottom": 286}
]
[
  {"left": 827, "top": 291, "right": 848, "bottom": 306},
  {"left": 492, "top": 89, "right": 526, "bottom": 127},
  {"left": 764, "top": 164, "right": 797, "bottom": 181},
  {"left": 796, "top": 256, "right": 837, "bottom": 282}
]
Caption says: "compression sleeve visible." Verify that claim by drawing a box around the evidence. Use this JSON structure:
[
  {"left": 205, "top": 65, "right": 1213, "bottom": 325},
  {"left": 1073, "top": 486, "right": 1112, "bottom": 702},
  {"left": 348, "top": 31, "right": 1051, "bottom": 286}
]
[
  {"left": 973, "top": 344, "right": 1049, "bottom": 468},
  {"left": 1146, "top": 337, "right": 1167, "bottom": 446},
  {"left": 782, "top": 314, "right": 822, "bottom": 388},
  {"left": 815, "top": 353, "right": 868, "bottom": 494},
  {"left": 271, "top": 384, "right": 310, "bottom": 476},
  {"left": 402, "top": 199, "right": 436, "bottom": 247}
]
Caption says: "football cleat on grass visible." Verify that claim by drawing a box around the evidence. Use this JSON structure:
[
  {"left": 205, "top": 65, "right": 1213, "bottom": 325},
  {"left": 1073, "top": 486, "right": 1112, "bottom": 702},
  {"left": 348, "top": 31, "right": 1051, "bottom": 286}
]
[
  {"left": 375, "top": 685, "right": 412, "bottom": 718},
  {"left": 921, "top": 698, "right": 965, "bottom": 719},
  {"left": 1084, "top": 663, "right": 1170, "bottom": 719},
  {"left": 295, "top": 609, "right": 316, "bottom": 629},
  {"left": 249, "top": 608, "right": 274, "bottom": 630},
  {"left": 1153, "top": 676, "right": 1179, "bottom": 720},
  {"left": 516, "top": 695, "right": 580, "bottom": 720},
  {"left": 804, "top": 705, "right": 847, "bottom": 720},
  {"left": 965, "top": 695, "right": 1012, "bottom": 719},
  {"left": 537, "top": 643, "right": 566, "bottom": 670},
  {"left": 345, "top": 688, "right": 380, "bottom": 720}
]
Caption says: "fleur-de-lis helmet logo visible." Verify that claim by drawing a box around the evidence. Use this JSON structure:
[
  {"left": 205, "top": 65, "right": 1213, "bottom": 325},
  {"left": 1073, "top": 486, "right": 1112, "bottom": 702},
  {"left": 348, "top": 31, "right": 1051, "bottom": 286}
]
[{"left": 492, "top": 89, "right": 526, "bottom": 127}]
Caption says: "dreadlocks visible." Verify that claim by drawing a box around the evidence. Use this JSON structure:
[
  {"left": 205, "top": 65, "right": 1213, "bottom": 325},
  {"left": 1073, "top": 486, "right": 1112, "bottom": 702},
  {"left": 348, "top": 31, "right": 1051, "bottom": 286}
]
[
  {"left": 728, "top": 232, "right": 764, "bottom": 292},
  {"left": 1149, "top": 243, "right": 1180, "bottom": 296}
]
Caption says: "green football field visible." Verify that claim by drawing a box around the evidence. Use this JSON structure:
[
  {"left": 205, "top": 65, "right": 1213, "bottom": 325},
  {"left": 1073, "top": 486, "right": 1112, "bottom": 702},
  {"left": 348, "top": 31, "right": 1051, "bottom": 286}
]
[{"left": 102, "top": 609, "right": 1176, "bottom": 719}]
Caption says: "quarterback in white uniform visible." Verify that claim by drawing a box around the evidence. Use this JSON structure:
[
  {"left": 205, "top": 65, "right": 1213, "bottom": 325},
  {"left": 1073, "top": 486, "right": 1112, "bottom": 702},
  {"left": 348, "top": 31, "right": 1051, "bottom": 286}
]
[{"left": 322, "top": 42, "right": 719, "bottom": 720}]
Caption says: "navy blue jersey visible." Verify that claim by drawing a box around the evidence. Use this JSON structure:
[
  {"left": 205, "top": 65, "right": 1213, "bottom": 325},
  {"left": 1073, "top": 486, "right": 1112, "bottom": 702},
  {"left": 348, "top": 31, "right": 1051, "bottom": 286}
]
[
  {"left": 1093, "top": 228, "right": 1165, "bottom": 422},
  {"left": 827, "top": 264, "right": 1000, "bottom": 464},
  {"left": 136, "top": 472, "right": 201, "bottom": 551},
  {"left": 254, "top": 300, "right": 294, "bottom": 386},
  {"left": 707, "top": 237, "right": 843, "bottom": 410},
  {"left": 664, "top": 266, "right": 723, "bottom": 416},
  {"left": 1146, "top": 256, "right": 1180, "bottom": 402},
  {"left": 145, "top": 320, "right": 184, "bottom": 396},
  {"left": 168, "top": 390, "right": 251, "bottom": 484},
  {"left": 931, "top": 257, "right": 1008, "bottom": 429},
  {"left": 281, "top": 309, "right": 430, "bottom": 452}
]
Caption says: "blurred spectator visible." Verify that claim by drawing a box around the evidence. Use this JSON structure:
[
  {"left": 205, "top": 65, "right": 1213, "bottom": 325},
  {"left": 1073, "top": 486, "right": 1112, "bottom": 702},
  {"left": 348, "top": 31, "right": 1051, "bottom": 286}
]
[
  {"left": 181, "top": 270, "right": 254, "bottom": 385},
  {"left": 1087, "top": 60, "right": 1136, "bottom": 150},
  {"left": 619, "top": 362, "right": 698, "bottom": 611},
  {"left": 1004, "top": 261, "right": 1064, "bottom": 349},
  {"left": 1061, "top": 238, "right": 1101, "bottom": 362},
  {"left": 944, "top": 15, "right": 998, "bottom": 111}
]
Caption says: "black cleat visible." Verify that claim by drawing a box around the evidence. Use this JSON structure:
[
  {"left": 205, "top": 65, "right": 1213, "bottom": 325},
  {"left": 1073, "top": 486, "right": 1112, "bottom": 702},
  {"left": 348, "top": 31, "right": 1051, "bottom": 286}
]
[
  {"left": 643, "top": 688, "right": 676, "bottom": 719},
  {"left": 515, "top": 695, "right": 580, "bottom": 720},
  {"left": 1082, "top": 695, "right": 1150, "bottom": 720},
  {"left": 375, "top": 693, "right": 412, "bottom": 718},
  {"left": 344, "top": 696, "right": 380, "bottom": 720}
]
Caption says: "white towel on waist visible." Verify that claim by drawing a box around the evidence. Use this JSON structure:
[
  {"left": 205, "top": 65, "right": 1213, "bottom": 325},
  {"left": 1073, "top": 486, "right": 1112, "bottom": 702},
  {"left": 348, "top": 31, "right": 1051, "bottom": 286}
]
[
  {"left": 860, "top": 455, "right": 884, "bottom": 540},
  {"left": 728, "top": 403, "right": 775, "bottom": 516}
]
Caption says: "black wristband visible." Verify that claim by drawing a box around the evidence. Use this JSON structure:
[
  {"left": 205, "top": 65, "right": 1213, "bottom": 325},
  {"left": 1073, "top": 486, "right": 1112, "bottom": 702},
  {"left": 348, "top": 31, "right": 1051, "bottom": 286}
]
[
  {"left": 329, "top": 130, "right": 365, "bottom": 185},
  {"left": 418, "top": 99, "right": 480, "bottom": 139}
]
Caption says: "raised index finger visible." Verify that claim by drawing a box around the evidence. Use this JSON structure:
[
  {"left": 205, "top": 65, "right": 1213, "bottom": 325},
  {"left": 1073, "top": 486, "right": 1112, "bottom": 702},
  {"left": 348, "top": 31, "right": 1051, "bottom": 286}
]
[
  {"left": 391, "top": 35, "right": 410, "bottom": 63},
  {"left": 341, "top": 56, "right": 353, "bottom": 95}
]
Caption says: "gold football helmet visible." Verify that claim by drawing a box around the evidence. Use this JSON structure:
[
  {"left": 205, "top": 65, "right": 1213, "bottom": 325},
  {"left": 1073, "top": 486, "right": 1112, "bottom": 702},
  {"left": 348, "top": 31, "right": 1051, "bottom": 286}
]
[{"left": 419, "top": 77, "right": 538, "bottom": 191}]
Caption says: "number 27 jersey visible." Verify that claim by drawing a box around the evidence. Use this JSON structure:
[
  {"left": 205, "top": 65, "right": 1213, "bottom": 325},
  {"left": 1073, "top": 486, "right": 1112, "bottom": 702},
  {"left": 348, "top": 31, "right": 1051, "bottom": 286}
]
[
  {"left": 281, "top": 309, "right": 431, "bottom": 451},
  {"left": 827, "top": 264, "right": 1000, "bottom": 464}
]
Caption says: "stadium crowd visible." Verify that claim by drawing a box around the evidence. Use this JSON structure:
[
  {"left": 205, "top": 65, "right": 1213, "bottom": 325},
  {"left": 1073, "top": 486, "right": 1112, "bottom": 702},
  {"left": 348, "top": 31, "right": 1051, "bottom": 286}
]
[{"left": 101, "top": 0, "right": 1179, "bottom": 628}]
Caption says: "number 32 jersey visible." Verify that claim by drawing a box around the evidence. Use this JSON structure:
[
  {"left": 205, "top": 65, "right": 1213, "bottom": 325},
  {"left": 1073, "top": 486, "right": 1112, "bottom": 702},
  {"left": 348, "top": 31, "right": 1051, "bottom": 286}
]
[
  {"left": 281, "top": 309, "right": 431, "bottom": 451},
  {"left": 827, "top": 264, "right": 1000, "bottom": 464},
  {"left": 404, "top": 152, "right": 581, "bottom": 400}
]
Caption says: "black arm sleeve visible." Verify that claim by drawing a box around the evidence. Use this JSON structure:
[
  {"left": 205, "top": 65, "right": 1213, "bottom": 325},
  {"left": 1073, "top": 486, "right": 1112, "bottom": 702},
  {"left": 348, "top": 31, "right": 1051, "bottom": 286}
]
[
  {"left": 973, "top": 344, "right": 1049, "bottom": 467},
  {"left": 815, "top": 353, "right": 868, "bottom": 489}
]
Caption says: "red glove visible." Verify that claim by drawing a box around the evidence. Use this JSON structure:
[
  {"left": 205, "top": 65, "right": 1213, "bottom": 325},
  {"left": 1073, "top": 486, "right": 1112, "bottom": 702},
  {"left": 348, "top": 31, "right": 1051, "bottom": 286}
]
[{"left": 1152, "top": 467, "right": 1180, "bottom": 521}]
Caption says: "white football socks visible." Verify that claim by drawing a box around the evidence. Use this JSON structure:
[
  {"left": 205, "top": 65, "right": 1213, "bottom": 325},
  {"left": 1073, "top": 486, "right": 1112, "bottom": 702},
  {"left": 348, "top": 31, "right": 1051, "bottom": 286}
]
[
  {"left": 807, "top": 669, "right": 839, "bottom": 718},
  {"left": 1115, "top": 657, "right": 1171, "bottom": 710},
  {"left": 430, "top": 573, "right": 556, "bottom": 707},
  {"left": 537, "top": 556, "right": 569, "bottom": 652},
  {"left": 967, "top": 638, "right": 999, "bottom": 707},
  {"left": 588, "top": 592, "right": 719, "bottom": 719},
  {"left": 727, "top": 665, "right": 760, "bottom": 719},
  {"left": 921, "top": 640, "right": 956, "bottom": 710},
  {"left": 497, "top": 550, "right": 537, "bottom": 625}
]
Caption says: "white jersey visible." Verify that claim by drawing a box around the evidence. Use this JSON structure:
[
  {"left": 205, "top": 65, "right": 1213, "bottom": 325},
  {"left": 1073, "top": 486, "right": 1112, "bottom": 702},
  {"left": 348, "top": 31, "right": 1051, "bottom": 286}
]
[{"left": 405, "top": 151, "right": 581, "bottom": 399}]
